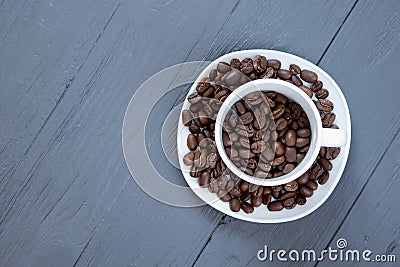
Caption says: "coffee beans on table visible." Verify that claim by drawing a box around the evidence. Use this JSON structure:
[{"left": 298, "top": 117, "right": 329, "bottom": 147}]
[{"left": 182, "top": 54, "right": 341, "bottom": 213}]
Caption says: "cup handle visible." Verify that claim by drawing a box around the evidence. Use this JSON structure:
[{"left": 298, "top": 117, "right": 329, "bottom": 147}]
[{"left": 321, "top": 128, "right": 347, "bottom": 147}]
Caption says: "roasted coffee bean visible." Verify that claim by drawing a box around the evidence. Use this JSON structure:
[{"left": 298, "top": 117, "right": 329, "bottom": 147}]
[
  {"left": 267, "top": 59, "right": 281, "bottom": 70},
  {"left": 306, "top": 180, "right": 318, "bottom": 190},
  {"left": 187, "top": 134, "right": 198, "bottom": 150},
  {"left": 299, "top": 186, "right": 313, "bottom": 197},
  {"left": 240, "top": 58, "right": 254, "bottom": 74},
  {"left": 289, "top": 64, "right": 301, "bottom": 75},
  {"left": 230, "top": 188, "right": 242, "bottom": 198},
  {"left": 298, "top": 116, "right": 310, "bottom": 127},
  {"left": 310, "top": 81, "right": 323, "bottom": 92},
  {"left": 283, "top": 163, "right": 295, "bottom": 174},
  {"left": 295, "top": 195, "right": 307, "bottom": 205},
  {"left": 326, "top": 147, "right": 340, "bottom": 160},
  {"left": 299, "top": 85, "right": 313, "bottom": 98},
  {"left": 319, "top": 157, "right": 333, "bottom": 171},
  {"left": 284, "top": 130, "right": 296, "bottom": 146},
  {"left": 260, "top": 67, "right": 275, "bottom": 79},
  {"left": 291, "top": 75, "right": 302, "bottom": 86},
  {"left": 275, "top": 93, "right": 288, "bottom": 104},
  {"left": 316, "top": 99, "right": 334, "bottom": 112},
  {"left": 268, "top": 201, "right": 284, "bottom": 211},
  {"left": 275, "top": 118, "right": 288, "bottom": 131},
  {"left": 222, "top": 131, "right": 232, "bottom": 147},
  {"left": 208, "top": 178, "right": 218, "bottom": 193},
  {"left": 263, "top": 194, "right": 272, "bottom": 205},
  {"left": 280, "top": 191, "right": 297, "bottom": 200},
  {"left": 297, "top": 128, "right": 311, "bottom": 137},
  {"left": 239, "top": 181, "right": 249, "bottom": 192},
  {"left": 182, "top": 110, "right": 193, "bottom": 126},
  {"left": 261, "top": 146, "right": 275, "bottom": 162},
  {"left": 284, "top": 198, "right": 297, "bottom": 209},
  {"left": 229, "top": 198, "right": 241, "bottom": 212},
  {"left": 296, "top": 137, "right": 309, "bottom": 148},
  {"left": 253, "top": 55, "right": 268, "bottom": 73},
  {"left": 190, "top": 165, "right": 199, "bottom": 177},
  {"left": 322, "top": 113, "right": 336, "bottom": 128},
  {"left": 241, "top": 202, "right": 254, "bottom": 213},
  {"left": 316, "top": 88, "right": 329, "bottom": 99},
  {"left": 224, "top": 70, "right": 241, "bottom": 86},
  {"left": 277, "top": 69, "right": 292, "bottom": 80},
  {"left": 251, "top": 140, "right": 267, "bottom": 153},
  {"left": 300, "top": 69, "right": 318, "bottom": 83},
  {"left": 272, "top": 105, "right": 285, "bottom": 119},
  {"left": 245, "top": 91, "right": 264, "bottom": 105},
  {"left": 310, "top": 164, "right": 323, "bottom": 180},
  {"left": 196, "top": 78, "right": 210, "bottom": 93},
  {"left": 199, "top": 171, "right": 211, "bottom": 186},
  {"left": 272, "top": 156, "right": 285, "bottom": 166},
  {"left": 183, "top": 151, "right": 195, "bottom": 166},
  {"left": 274, "top": 141, "right": 285, "bottom": 156},
  {"left": 284, "top": 146, "right": 297, "bottom": 163},
  {"left": 251, "top": 196, "right": 263, "bottom": 207},
  {"left": 230, "top": 58, "right": 241, "bottom": 69},
  {"left": 297, "top": 171, "right": 310, "bottom": 185},
  {"left": 209, "top": 69, "right": 217, "bottom": 81},
  {"left": 217, "top": 189, "right": 231, "bottom": 202},
  {"left": 318, "top": 171, "right": 330, "bottom": 185},
  {"left": 189, "top": 124, "right": 200, "bottom": 134},
  {"left": 217, "top": 62, "right": 231, "bottom": 74},
  {"left": 284, "top": 180, "right": 298, "bottom": 192}
]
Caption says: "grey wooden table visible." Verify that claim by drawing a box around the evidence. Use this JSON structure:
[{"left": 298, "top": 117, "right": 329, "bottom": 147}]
[{"left": 1, "top": 0, "right": 399, "bottom": 266}]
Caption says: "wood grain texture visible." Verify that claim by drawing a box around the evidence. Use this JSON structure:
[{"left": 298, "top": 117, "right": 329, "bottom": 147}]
[
  {"left": 320, "top": 132, "right": 400, "bottom": 266},
  {"left": 193, "top": 1, "right": 400, "bottom": 267},
  {"left": 1, "top": 0, "right": 397, "bottom": 266}
]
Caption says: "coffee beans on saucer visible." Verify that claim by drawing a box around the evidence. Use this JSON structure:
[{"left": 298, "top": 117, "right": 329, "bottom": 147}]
[{"left": 182, "top": 55, "right": 341, "bottom": 213}]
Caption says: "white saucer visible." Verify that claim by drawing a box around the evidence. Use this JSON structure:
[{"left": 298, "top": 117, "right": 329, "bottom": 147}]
[{"left": 177, "top": 49, "right": 351, "bottom": 223}]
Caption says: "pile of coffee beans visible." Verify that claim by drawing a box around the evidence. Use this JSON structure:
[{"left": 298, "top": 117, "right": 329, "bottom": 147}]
[
  {"left": 222, "top": 90, "right": 311, "bottom": 179},
  {"left": 182, "top": 55, "right": 341, "bottom": 213}
]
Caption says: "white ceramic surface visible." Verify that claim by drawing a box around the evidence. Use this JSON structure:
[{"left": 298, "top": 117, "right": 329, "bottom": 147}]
[
  {"left": 177, "top": 49, "right": 351, "bottom": 223},
  {"left": 214, "top": 79, "right": 347, "bottom": 186}
]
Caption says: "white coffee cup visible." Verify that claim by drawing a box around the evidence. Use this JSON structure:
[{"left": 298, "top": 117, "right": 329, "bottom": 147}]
[{"left": 215, "top": 79, "right": 347, "bottom": 186}]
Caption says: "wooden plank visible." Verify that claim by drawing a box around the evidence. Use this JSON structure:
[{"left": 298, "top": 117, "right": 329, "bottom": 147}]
[
  {"left": 193, "top": 1, "right": 400, "bottom": 266},
  {"left": 67, "top": 1, "right": 357, "bottom": 267},
  {"left": 0, "top": 0, "right": 358, "bottom": 266},
  {"left": 320, "top": 132, "right": 400, "bottom": 266}
]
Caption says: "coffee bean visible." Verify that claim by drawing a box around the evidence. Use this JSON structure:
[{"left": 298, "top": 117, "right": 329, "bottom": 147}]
[
  {"left": 310, "top": 81, "right": 323, "bottom": 92},
  {"left": 322, "top": 113, "right": 336, "bottom": 128},
  {"left": 245, "top": 91, "right": 264, "bottom": 105},
  {"left": 316, "top": 99, "right": 334, "bottom": 112},
  {"left": 183, "top": 151, "right": 195, "bottom": 166},
  {"left": 229, "top": 198, "right": 241, "bottom": 212},
  {"left": 251, "top": 196, "right": 263, "bottom": 207},
  {"left": 209, "top": 69, "right": 217, "bottom": 81},
  {"left": 277, "top": 69, "right": 292, "bottom": 80},
  {"left": 297, "top": 171, "right": 310, "bottom": 185},
  {"left": 230, "top": 58, "right": 241, "bottom": 69},
  {"left": 316, "top": 88, "right": 329, "bottom": 99},
  {"left": 283, "top": 163, "right": 295, "bottom": 174},
  {"left": 275, "top": 118, "right": 288, "bottom": 131},
  {"left": 187, "top": 134, "right": 198, "bottom": 150},
  {"left": 267, "top": 59, "right": 281, "bottom": 70},
  {"left": 289, "top": 64, "right": 301, "bottom": 75},
  {"left": 196, "top": 78, "right": 210, "bottom": 94},
  {"left": 284, "top": 130, "right": 296, "bottom": 146},
  {"left": 296, "top": 137, "right": 309, "bottom": 148},
  {"left": 326, "top": 147, "right": 340, "bottom": 160},
  {"left": 224, "top": 70, "right": 241, "bottom": 86},
  {"left": 217, "top": 62, "right": 231, "bottom": 73},
  {"left": 306, "top": 180, "right": 318, "bottom": 190},
  {"left": 222, "top": 131, "right": 232, "bottom": 147},
  {"left": 182, "top": 110, "right": 193, "bottom": 126},
  {"left": 208, "top": 178, "right": 218, "bottom": 193},
  {"left": 268, "top": 201, "right": 284, "bottom": 211},
  {"left": 253, "top": 55, "right": 268, "bottom": 73},
  {"left": 284, "top": 198, "right": 297, "bottom": 209},
  {"left": 283, "top": 181, "right": 298, "bottom": 193},
  {"left": 263, "top": 194, "right": 272, "bottom": 205},
  {"left": 272, "top": 155, "right": 285, "bottom": 166},
  {"left": 251, "top": 140, "right": 267, "bottom": 153},
  {"left": 199, "top": 171, "right": 211, "bottom": 186},
  {"left": 285, "top": 146, "right": 297, "bottom": 162},
  {"left": 230, "top": 188, "right": 242, "bottom": 198},
  {"left": 300, "top": 69, "right": 318, "bottom": 83},
  {"left": 291, "top": 75, "right": 303, "bottom": 86},
  {"left": 261, "top": 67, "right": 275, "bottom": 78},
  {"left": 298, "top": 85, "right": 313, "bottom": 98},
  {"left": 295, "top": 195, "right": 307, "bottom": 205},
  {"left": 274, "top": 141, "right": 285, "bottom": 156},
  {"left": 318, "top": 171, "right": 330, "bottom": 185},
  {"left": 241, "top": 202, "right": 254, "bottom": 213},
  {"left": 280, "top": 191, "right": 296, "bottom": 200},
  {"left": 272, "top": 105, "right": 285, "bottom": 119},
  {"left": 240, "top": 58, "right": 254, "bottom": 74},
  {"left": 217, "top": 189, "right": 231, "bottom": 202},
  {"left": 319, "top": 157, "right": 333, "bottom": 171},
  {"left": 299, "top": 186, "right": 313, "bottom": 197}
]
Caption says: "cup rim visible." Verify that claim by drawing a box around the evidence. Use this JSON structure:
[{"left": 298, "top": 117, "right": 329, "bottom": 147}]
[{"left": 215, "top": 79, "right": 322, "bottom": 186}]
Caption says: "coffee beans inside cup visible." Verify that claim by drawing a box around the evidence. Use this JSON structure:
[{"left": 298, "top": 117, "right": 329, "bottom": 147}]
[
  {"left": 182, "top": 55, "right": 341, "bottom": 213},
  {"left": 222, "top": 90, "right": 312, "bottom": 179}
]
